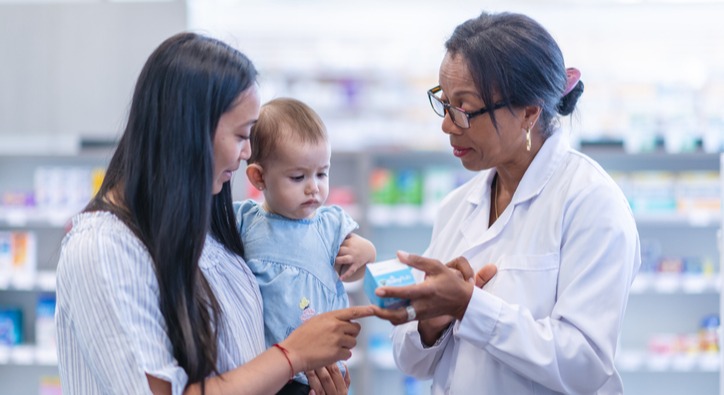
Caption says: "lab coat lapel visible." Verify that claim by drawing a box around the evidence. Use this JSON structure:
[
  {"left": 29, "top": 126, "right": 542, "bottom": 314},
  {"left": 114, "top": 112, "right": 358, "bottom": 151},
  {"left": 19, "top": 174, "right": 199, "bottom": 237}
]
[{"left": 460, "top": 131, "right": 569, "bottom": 254}]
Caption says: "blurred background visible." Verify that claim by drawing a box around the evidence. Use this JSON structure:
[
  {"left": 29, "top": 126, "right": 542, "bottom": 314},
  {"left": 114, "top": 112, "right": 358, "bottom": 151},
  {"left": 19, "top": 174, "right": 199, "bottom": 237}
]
[{"left": 1, "top": 1, "right": 723, "bottom": 394}]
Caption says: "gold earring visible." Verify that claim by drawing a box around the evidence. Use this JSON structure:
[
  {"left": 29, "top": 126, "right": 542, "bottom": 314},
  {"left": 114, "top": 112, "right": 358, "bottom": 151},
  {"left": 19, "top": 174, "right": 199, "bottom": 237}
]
[{"left": 525, "top": 126, "right": 532, "bottom": 151}]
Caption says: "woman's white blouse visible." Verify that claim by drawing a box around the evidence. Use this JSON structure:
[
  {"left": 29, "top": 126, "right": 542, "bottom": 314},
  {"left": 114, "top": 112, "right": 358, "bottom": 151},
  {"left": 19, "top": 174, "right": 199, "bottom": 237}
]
[
  {"left": 55, "top": 211, "right": 265, "bottom": 395},
  {"left": 392, "top": 131, "right": 641, "bottom": 395}
]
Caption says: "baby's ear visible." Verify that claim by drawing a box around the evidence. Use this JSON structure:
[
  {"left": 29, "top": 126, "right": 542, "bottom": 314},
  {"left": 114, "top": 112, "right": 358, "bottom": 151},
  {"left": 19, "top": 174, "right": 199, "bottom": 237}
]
[{"left": 245, "top": 163, "right": 265, "bottom": 191}]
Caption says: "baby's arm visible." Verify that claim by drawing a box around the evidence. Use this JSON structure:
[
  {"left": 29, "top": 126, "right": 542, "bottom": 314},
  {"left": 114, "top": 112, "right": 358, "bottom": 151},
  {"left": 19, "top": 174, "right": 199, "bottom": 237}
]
[{"left": 334, "top": 233, "right": 376, "bottom": 282}]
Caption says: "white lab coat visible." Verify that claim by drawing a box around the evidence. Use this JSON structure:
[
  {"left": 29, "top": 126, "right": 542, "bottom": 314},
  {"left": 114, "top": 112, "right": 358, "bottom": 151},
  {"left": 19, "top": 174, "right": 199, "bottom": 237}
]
[{"left": 391, "top": 131, "right": 641, "bottom": 395}]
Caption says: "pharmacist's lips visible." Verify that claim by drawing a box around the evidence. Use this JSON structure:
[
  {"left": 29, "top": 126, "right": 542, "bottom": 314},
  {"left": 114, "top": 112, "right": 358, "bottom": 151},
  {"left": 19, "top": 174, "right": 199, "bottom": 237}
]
[{"left": 452, "top": 145, "right": 472, "bottom": 157}]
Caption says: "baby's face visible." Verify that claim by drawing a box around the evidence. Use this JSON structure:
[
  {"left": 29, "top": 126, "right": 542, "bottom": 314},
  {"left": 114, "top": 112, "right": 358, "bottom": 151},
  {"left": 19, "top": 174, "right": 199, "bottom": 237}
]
[{"left": 262, "top": 139, "right": 331, "bottom": 220}]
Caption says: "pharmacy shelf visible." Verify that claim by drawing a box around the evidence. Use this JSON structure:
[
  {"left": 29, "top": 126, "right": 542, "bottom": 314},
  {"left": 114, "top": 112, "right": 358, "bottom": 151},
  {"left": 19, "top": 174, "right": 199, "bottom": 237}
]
[
  {"left": 0, "top": 271, "right": 56, "bottom": 292},
  {"left": 629, "top": 274, "right": 720, "bottom": 295},
  {"left": 617, "top": 350, "right": 719, "bottom": 373},
  {"left": 0, "top": 345, "right": 57, "bottom": 366},
  {"left": 0, "top": 207, "right": 76, "bottom": 228}
]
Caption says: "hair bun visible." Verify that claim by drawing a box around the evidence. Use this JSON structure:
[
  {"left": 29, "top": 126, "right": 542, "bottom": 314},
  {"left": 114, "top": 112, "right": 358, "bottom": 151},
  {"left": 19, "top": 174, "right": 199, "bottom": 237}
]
[{"left": 557, "top": 80, "right": 583, "bottom": 116}]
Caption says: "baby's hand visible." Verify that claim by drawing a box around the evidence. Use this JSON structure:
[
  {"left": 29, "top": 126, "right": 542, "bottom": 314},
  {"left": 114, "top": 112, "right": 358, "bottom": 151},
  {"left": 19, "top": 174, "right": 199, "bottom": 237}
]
[{"left": 334, "top": 233, "right": 376, "bottom": 281}]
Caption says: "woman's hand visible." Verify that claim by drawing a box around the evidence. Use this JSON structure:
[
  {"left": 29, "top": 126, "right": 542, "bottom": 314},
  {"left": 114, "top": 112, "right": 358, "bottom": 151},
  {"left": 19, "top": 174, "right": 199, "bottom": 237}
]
[
  {"left": 280, "top": 306, "right": 375, "bottom": 373},
  {"left": 306, "top": 362, "right": 350, "bottom": 395},
  {"left": 373, "top": 252, "right": 497, "bottom": 326}
]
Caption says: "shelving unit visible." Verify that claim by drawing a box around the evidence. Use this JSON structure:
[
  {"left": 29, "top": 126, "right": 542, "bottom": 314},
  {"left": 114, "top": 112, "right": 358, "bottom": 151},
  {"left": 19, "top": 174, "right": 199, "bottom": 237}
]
[{"left": 0, "top": 152, "right": 111, "bottom": 395}]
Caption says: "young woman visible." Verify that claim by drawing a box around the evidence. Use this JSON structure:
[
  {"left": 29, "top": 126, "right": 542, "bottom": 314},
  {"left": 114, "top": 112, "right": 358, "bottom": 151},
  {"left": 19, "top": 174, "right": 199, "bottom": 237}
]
[{"left": 55, "top": 32, "right": 372, "bottom": 395}]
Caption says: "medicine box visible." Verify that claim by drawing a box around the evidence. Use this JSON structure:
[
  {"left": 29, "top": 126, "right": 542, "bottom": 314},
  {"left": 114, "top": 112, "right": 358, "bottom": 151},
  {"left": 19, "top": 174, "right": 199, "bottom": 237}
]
[{"left": 364, "top": 259, "right": 416, "bottom": 309}]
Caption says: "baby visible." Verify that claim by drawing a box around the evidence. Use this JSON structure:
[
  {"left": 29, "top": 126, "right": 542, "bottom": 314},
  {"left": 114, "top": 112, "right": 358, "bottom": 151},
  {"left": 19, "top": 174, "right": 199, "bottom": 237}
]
[{"left": 236, "top": 97, "right": 376, "bottom": 394}]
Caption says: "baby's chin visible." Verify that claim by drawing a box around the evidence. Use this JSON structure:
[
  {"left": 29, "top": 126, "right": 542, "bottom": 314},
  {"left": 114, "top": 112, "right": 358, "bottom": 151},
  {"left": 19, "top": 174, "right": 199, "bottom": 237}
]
[{"left": 285, "top": 206, "right": 318, "bottom": 220}]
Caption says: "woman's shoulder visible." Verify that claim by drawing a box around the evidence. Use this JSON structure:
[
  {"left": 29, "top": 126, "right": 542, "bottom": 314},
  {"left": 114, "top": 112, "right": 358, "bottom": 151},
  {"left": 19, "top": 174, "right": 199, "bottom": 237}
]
[
  {"left": 59, "top": 211, "right": 153, "bottom": 282},
  {"left": 65, "top": 211, "right": 140, "bottom": 246}
]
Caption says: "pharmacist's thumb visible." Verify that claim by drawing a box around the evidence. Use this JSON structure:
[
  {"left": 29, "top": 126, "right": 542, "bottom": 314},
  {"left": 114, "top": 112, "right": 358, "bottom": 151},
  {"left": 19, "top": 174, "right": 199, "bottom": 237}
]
[{"left": 475, "top": 264, "right": 498, "bottom": 288}]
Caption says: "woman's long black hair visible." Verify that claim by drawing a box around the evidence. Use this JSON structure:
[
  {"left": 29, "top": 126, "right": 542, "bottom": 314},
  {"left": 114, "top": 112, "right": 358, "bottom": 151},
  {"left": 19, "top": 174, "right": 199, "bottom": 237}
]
[{"left": 86, "top": 32, "right": 256, "bottom": 390}]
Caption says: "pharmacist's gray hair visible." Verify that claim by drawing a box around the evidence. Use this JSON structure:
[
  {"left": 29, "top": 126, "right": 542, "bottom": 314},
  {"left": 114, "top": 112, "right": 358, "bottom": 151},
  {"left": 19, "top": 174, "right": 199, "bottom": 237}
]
[{"left": 445, "top": 11, "right": 583, "bottom": 138}]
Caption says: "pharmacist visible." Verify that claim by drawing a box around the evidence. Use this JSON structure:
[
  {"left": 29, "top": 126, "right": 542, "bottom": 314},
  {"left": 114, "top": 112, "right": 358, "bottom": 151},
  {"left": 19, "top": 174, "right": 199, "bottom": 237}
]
[{"left": 373, "top": 11, "right": 641, "bottom": 395}]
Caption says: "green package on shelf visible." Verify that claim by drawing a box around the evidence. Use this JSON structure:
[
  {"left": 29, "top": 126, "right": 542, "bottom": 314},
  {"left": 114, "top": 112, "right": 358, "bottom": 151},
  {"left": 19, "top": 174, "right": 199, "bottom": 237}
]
[
  {"left": 395, "top": 169, "right": 423, "bottom": 206},
  {"left": 369, "top": 168, "right": 397, "bottom": 205}
]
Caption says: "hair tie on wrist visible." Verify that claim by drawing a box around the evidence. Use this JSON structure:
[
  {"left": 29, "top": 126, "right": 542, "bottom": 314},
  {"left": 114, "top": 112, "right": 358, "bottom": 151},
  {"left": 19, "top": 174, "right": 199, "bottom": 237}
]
[
  {"left": 563, "top": 67, "right": 581, "bottom": 96},
  {"left": 273, "top": 343, "right": 295, "bottom": 380}
]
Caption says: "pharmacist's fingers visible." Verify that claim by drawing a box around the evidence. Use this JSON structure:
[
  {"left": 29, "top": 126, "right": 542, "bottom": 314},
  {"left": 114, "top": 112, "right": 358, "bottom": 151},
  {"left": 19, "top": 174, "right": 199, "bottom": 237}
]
[
  {"left": 373, "top": 304, "right": 413, "bottom": 326},
  {"left": 342, "top": 362, "right": 351, "bottom": 388},
  {"left": 396, "top": 251, "right": 446, "bottom": 276},
  {"left": 446, "top": 256, "right": 474, "bottom": 283},
  {"left": 374, "top": 280, "right": 434, "bottom": 301},
  {"left": 475, "top": 264, "right": 498, "bottom": 288},
  {"left": 307, "top": 369, "right": 323, "bottom": 395}
]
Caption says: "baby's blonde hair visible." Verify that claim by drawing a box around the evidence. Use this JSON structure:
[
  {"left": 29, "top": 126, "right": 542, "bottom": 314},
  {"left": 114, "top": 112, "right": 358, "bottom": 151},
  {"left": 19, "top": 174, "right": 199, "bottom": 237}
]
[{"left": 249, "top": 97, "right": 328, "bottom": 165}]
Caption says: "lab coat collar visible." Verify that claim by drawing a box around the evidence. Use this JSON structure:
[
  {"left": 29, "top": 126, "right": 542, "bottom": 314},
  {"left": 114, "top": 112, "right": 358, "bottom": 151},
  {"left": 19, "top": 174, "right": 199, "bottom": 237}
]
[
  {"left": 460, "top": 130, "right": 569, "bottom": 243},
  {"left": 510, "top": 129, "right": 569, "bottom": 204}
]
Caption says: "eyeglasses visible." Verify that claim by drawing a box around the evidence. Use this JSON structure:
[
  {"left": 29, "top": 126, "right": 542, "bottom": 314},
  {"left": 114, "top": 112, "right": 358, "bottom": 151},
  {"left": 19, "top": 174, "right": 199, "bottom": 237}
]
[{"left": 427, "top": 85, "right": 507, "bottom": 129}]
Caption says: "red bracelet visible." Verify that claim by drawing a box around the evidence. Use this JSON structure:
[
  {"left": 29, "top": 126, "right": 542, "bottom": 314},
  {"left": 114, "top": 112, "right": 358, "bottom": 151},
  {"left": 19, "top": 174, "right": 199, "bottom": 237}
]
[{"left": 273, "top": 343, "right": 295, "bottom": 380}]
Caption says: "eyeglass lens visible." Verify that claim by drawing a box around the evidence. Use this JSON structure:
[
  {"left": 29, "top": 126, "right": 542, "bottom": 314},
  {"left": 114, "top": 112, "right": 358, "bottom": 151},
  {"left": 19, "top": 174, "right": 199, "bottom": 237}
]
[{"left": 428, "top": 89, "right": 469, "bottom": 128}]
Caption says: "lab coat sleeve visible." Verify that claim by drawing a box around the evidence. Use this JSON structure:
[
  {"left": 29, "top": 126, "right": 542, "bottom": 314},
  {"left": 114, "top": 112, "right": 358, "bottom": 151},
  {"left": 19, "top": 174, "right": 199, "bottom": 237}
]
[
  {"left": 391, "top": 320, "right": 454, "bottom": 379},
  {"left": 456, "top": 182, "right": 640, "bottom": 394}
]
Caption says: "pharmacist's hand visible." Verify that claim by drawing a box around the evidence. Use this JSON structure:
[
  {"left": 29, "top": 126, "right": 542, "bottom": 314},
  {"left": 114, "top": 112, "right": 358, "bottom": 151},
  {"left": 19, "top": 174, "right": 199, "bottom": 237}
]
[
  {"left": 280, "top": 306, "right": 376, "bottom": 373},
  {"left": 306, "top": 363, "right": 350, "bottom": 395},
  {"left": 335, "top": 233, "right": 376, "bottom": 282},
  {"left": 374, "top": 252, "right": 485, "bottom": 326},
  {"left": 417, "top": 262, "right": 497, "bottom": 346}
]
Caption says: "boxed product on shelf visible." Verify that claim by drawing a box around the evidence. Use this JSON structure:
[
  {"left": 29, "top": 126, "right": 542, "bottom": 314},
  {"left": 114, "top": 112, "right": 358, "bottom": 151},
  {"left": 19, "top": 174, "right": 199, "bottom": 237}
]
[
  {"left": 421, "top": 167, "right": 454, "bottom": 224},
  {"left": 699, "top": 314, "right": 720, "bottom": 353},
  {"left": 675, "top": 171, "right": 720, "bottom": 217},
  {"left": 369, "top": 168, "right": 397, "bottom": 206},
  {"left": 368, "top": 164, "right": 474, "bottom": 227},
  {"left": 33, "top": 166, "right": 102, "bottom": 212},
  {"left": 368, "top": 168, "right": 397, "bottom": 226},
  {"left": 627, "top": 171, "right": 677, "bottom": 215},
  {"left": 0, "top": 306, "right": 22, "bottom": 346},
  {"left": 0, "top": 232, "right": 11, "bottom": 289},
  {"left": 39, "top": 376, "right": 62, "bottom": 395},
  {"left": 393, "top": 169, "right": 423, "bottom": 226},
  {"left": 9, "top": 231, "right": 37, "bottom": 290},
  {"left": 35, "top": 294, "right": 57, "bottom": 360}
]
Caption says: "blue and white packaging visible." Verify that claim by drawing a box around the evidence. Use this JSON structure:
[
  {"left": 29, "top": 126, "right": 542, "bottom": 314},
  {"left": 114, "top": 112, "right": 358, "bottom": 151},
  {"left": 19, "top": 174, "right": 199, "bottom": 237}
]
[{"left": 364, "top": 259, "right": 416, "bottom": 309}]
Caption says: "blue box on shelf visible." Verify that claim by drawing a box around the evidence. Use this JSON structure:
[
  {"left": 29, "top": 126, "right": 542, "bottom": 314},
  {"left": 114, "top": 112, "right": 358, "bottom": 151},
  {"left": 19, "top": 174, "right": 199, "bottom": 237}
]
[{"left": 0, "top": 307, "right": 23, "bottom": 346}]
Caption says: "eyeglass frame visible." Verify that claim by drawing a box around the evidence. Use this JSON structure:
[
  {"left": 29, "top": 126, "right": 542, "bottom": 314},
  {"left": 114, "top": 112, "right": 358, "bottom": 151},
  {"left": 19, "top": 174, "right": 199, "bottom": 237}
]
[{"left": 427, "top": 85, "right": 508, "bottom": 129}]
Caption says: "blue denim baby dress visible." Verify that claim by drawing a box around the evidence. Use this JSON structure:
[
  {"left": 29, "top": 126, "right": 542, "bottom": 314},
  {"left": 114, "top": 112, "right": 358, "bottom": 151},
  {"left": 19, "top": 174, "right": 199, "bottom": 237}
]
[{"left": 234, "top": 200, "right": 358, "bottom": 385}]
